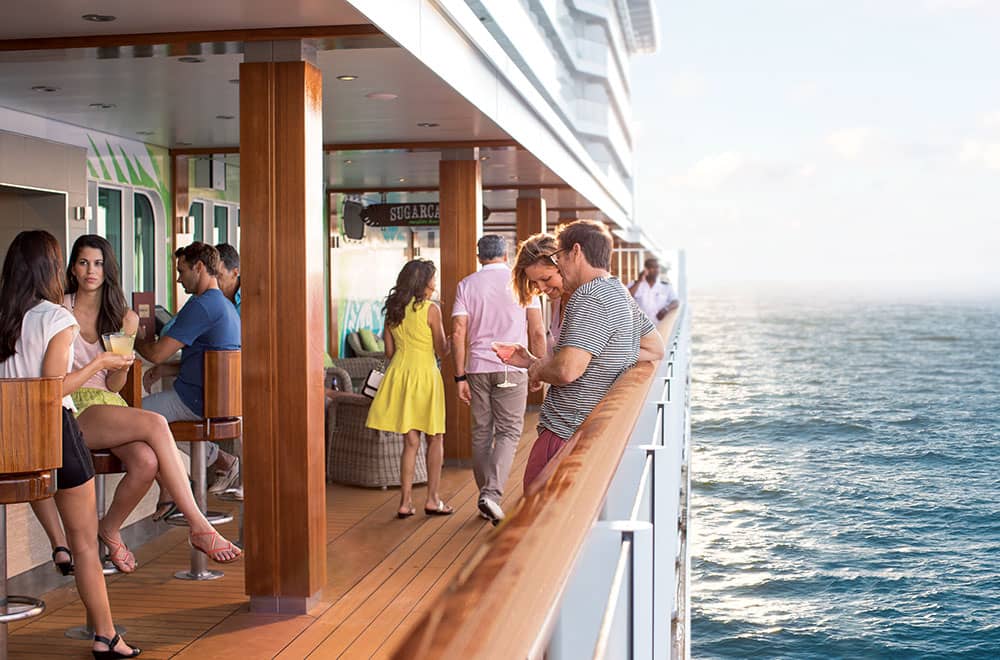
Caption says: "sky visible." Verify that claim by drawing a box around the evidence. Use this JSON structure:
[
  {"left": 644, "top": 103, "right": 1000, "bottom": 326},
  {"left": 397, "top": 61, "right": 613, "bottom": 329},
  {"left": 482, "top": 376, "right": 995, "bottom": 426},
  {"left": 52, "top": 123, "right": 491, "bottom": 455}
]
[{"left": 631, "top": 0, "right": 1000, "bottom": 293}]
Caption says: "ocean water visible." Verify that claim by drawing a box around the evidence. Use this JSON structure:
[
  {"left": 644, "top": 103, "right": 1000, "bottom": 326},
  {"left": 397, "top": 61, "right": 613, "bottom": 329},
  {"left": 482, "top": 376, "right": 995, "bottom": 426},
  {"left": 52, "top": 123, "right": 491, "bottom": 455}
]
[{"left": 690, "top": 291, "right": 1000, "bottom": 659}]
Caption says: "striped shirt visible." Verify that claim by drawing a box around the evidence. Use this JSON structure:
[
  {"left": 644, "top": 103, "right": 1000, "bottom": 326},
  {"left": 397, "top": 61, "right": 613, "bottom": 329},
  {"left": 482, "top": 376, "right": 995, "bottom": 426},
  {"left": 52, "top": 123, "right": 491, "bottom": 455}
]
[{"left": 539, "top": 276, "right": 656, "bottom": 439}]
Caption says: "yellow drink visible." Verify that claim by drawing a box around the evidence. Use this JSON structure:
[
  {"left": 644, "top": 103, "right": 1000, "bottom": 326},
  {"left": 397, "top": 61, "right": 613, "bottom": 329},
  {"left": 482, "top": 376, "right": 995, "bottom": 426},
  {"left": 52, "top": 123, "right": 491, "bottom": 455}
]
[{"left": 102, "top": 333, "right": 135, "bottom": 355}]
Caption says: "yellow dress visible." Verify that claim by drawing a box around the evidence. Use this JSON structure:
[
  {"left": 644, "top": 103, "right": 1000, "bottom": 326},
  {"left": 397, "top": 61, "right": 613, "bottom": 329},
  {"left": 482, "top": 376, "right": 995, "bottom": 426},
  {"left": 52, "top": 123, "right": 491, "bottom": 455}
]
[{"left": 366, "top": 299, "right": 446, "bottom": 435}]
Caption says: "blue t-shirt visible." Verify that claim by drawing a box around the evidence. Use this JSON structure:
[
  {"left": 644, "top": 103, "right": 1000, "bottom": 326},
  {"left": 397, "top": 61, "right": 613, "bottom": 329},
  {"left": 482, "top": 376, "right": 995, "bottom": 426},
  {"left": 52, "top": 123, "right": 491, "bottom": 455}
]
[{"left": 166, "top": 288, "right": 241, "bottom": 416}]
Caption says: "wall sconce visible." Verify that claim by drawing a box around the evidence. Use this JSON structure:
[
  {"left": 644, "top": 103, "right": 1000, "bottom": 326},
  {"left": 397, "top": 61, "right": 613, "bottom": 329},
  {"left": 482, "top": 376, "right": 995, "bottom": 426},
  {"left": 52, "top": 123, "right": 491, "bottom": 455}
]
[
  {"left": 330, "top": 234, "right": 340, "bottom": 249},
  {"left": 180, "top": 216, "right": 195, "bottom": 234},
  {"left": 72, "top": 206, "right": 92, "bottom": 221}
]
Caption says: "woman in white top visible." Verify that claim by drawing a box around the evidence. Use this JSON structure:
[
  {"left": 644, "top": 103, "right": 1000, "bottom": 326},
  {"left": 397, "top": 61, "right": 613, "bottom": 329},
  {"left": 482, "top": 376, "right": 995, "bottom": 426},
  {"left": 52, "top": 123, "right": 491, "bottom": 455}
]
[
  {"left": 0, "top": 230, "right": 139, "bottom": 659},
  {"left": 28, "top": 234, "right": 241, "bottom": 574}
]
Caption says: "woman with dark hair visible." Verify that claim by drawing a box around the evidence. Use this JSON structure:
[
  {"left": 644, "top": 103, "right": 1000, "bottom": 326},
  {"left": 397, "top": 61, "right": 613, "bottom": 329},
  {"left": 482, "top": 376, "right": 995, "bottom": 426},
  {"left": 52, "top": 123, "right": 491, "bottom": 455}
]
[
  {"left": 0, "top": 230, "right": 140, "bottom": 658},
  {"left": 366, "top": 259, "right": 452, "bottom": 517},
  {"left": 29, "top": 234, "right": 241, "bottom": 575},
  {"left": 511, "top": 233, "right": 571, "bottom": 354}
]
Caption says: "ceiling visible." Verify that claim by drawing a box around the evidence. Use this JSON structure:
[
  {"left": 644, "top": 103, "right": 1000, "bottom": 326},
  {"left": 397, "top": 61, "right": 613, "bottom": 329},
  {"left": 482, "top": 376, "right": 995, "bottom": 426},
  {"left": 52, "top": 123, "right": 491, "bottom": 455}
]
[
  {"left": 0, "top": 1, "right": 605, "bottom": 217},
  {"left": 0, "top": 0, "right": 370, "bottom": 39}
]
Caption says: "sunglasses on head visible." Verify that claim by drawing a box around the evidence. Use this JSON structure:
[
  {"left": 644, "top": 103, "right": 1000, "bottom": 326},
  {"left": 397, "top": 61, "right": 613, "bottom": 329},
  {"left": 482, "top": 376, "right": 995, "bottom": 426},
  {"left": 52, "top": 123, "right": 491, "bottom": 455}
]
[{"left": 542, "top": 248, "right": 567, "bottom": 266}]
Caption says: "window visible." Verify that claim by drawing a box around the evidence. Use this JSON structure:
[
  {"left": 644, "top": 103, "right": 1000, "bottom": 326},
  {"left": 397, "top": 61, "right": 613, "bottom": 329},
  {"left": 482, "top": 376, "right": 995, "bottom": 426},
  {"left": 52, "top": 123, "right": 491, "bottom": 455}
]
[
  {"left": 214, "top": 205, "right": 229, "bottom": 245},
  {"left": 189, "top": 201, "right": 204, "bottom": 242},
  {"left": 134, "top": 192, "right": 156, "bottom": 293},
  {"left": 98, "top": 187, "right": 123, "bottom": 272}
]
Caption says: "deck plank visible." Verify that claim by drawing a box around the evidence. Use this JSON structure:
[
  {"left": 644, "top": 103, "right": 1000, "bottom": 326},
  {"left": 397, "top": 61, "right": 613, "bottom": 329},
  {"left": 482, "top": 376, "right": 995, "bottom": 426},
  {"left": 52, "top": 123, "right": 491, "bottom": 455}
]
[{"left": 10, "top": 412, "right": 539, "bottom": 659}]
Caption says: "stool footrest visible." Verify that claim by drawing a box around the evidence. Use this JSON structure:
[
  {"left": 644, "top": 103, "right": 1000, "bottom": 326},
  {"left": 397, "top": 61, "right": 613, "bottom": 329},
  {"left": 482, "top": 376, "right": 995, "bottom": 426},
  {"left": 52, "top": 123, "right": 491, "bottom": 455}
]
[
  {"left": 165, "top": 511, "right": 234, "bottom": 527},
  {"left": 0, "top": 595, "right": 45, "bottom": 623}
]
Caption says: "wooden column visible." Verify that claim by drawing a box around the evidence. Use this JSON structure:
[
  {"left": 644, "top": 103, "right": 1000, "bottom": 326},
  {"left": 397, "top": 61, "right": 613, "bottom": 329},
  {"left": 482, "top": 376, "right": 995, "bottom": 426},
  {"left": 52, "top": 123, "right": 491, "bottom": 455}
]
[
  {"left": 516, "top": 191, "right": 546, "bottom": 406},
  {"left": 239, "top": 44, "right": 326, "bottom": 614},
  {"left": 439, "top": 151, "right": 482, "bottom": 461},
  {"left": 170, "top": 155, "right": 189, "bottom": 313}
]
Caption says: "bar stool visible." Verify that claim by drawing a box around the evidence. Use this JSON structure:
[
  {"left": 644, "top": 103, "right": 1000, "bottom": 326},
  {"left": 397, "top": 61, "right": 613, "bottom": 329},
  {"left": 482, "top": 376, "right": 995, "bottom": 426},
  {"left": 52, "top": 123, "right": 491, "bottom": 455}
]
[
  {"left": 0, "top": 377, "right": 62, "bottom": 658},
  {"left": 166, "top": 350, "right": 242, "bottom": 581},
  {"left": 64, "top": 450, "right": 127, "bottom": 640}
]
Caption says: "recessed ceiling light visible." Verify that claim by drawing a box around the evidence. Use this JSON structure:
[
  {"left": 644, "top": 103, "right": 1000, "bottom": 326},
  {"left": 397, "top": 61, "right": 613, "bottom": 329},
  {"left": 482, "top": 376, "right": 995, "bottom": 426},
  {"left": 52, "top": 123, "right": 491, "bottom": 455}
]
[
  {"left": 417, "top": 122, "right": 439, "bottom": 128},
  {"left": 31, "top": 85, "right": 59, "bottom": 93},
  {"left": 336, "top": 75, "right": 359, "bottom": 81},
  {"left": 88, "top": 102, "right": 116, "bottom": 110},
  {"left": 398, "top": 178, "right": 406, "bottom": 183},
  {"left": 366, "top": 92, "right": 398, "bottom": 101},
  {"left": 136, "top": 130, "right": 155, "bottom": 136},
  {"left": 228, "top": 78, "right": 239, "bottom": 84},
  {"left": 176, "top": 141, "right": 193, "bottom": 147},
  {"left": 216, "top": 114, "right": 235, "bottom": 120},
  {"left": 344, "top": 160, "right": 353, "bottom": 165},
  {"left": 178, "top": 56, "right": 204, "bottom": 64},
  {"left": 480, "top": 155, "right": 490, "bottom": 161},
  {"left": 509, "top": 175, "right": 520, "bottom": 181},
  {"left": 82, "top": 14, "right": 116, "bottom": 22}
]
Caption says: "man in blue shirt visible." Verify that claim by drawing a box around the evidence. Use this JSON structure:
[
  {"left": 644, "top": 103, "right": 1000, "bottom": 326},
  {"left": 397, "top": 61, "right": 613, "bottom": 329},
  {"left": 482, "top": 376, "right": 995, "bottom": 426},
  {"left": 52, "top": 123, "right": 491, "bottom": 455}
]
[{"left": 138, "top": 242, "right": 241, "bottom": 494}]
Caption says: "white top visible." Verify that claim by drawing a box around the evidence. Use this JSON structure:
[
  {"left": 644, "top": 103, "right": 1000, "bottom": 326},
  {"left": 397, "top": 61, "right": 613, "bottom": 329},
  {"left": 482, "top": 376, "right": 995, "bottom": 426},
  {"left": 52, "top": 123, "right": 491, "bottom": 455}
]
[
  {"left": 630, "top": 279, "right": 678, "bottom": 322},
  {"left": 0, "top": 300, "right": 79, "bottom": 409}
]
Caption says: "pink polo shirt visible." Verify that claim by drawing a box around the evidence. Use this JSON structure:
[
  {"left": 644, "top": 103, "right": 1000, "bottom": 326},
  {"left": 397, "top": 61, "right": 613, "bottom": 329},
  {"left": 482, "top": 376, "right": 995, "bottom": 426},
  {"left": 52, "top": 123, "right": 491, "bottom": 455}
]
[{"left": 452, "top": 263, "right": 540, "bottom": 374}]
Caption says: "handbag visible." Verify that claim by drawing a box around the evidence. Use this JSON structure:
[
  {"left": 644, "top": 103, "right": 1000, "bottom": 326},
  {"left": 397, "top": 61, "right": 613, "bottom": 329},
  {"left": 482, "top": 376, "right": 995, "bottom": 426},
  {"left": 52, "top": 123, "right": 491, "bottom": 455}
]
[{"left": 361, "top": 363, "right": 385, "bottom": 399}]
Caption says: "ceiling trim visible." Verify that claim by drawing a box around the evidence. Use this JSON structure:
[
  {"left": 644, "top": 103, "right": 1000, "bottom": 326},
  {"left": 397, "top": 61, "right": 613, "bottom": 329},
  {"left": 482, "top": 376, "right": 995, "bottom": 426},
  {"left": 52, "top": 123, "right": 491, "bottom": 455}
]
[
  {"left": 169, "top": 140, "right": 520, "bottom": 156},
  {"left": 324, "top": 140, "right": 519, "bottom": 152},
  {"left": 327, "top": 183, "right": 572, "bottom": 194},
  {"left": 0, "top": 24, "right": 382, "bottom": 51}
]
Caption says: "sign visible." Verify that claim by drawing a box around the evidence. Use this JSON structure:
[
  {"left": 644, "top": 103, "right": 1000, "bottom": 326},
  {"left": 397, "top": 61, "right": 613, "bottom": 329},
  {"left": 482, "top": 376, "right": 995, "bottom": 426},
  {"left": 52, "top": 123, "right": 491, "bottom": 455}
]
[{"left": 360, "top": 203, "right": 491, "bottom": 227}]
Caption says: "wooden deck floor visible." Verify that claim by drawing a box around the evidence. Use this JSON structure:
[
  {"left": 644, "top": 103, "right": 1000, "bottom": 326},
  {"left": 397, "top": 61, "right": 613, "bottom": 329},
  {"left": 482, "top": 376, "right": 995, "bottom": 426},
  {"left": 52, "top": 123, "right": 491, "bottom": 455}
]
[{"left": 9, "top": 412, "right": 537, "bottom": 659}]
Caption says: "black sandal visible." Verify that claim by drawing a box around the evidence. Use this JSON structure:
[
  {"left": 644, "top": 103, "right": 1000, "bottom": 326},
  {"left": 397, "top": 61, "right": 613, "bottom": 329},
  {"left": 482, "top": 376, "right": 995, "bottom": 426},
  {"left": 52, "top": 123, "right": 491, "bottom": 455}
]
[
  {"left": 52, "top": 545, "right": 74, "bottom": 576},
  {"left": 92, "top": 633, "right": 141, "bottom": 659},
  {"left": 151, "top": 500, "right": 178, "bottom": 522}
]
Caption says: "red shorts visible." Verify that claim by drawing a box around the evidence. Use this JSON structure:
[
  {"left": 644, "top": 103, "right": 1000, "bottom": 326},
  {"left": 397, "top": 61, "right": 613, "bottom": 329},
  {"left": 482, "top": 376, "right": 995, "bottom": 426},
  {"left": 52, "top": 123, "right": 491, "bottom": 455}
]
[{"left": 523, "top": 427, "right": 568, "bottom": 491}]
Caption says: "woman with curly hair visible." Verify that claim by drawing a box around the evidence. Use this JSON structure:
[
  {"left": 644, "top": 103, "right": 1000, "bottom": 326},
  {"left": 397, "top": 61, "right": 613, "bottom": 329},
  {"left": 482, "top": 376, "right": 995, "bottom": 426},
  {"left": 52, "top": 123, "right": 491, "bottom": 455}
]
[
  {"left": 366, "top": 259, "right": 452, "bottom": 518},
  {"left": 511, "top": 233, "right": 572, "bottom": 355}
]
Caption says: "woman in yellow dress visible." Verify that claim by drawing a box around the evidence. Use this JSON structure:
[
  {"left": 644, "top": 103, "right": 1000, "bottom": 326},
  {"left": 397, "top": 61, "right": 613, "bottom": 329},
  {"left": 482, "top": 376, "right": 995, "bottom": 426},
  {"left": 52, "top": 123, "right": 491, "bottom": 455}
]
[{"left": 366, "top": 259, "right": 452, "bottom": 518}]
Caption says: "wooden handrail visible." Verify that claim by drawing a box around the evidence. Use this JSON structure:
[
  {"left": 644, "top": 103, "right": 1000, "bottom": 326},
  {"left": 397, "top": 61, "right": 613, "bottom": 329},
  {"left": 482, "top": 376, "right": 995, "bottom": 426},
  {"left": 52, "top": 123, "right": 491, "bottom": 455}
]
[{"left": 392, "top": 307, "right": 682, "bottom": 659}]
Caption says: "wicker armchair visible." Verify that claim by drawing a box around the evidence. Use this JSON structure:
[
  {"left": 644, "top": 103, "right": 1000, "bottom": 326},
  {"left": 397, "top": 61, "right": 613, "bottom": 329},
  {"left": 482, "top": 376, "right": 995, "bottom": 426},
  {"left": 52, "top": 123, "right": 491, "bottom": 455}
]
[{"left": 324, "top": 362, "right": 427, "bottom": 488}]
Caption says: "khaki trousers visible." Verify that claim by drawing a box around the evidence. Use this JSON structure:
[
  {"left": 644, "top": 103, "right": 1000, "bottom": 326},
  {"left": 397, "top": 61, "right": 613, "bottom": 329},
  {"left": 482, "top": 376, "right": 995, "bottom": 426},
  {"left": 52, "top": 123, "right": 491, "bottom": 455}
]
[{"left": 467, "top": 371, "right": 528, "bottom": 501}]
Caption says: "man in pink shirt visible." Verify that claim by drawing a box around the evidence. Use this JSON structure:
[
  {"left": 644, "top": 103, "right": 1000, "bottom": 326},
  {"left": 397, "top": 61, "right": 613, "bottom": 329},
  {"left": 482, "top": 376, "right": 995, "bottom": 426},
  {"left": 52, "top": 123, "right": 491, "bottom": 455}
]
[{"left": 452, "top": 235, "right": 546, "bottom": 524}]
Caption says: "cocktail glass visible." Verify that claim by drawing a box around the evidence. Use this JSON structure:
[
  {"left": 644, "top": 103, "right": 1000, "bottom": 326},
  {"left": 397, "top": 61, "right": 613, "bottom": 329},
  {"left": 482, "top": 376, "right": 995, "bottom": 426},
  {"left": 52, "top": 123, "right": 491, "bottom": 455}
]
[
  {"left": 102, "top": 332, "right": 135, "bottom": 356},
  {"left": 491, "top": 341, "right": 519, "bottom": 389}
]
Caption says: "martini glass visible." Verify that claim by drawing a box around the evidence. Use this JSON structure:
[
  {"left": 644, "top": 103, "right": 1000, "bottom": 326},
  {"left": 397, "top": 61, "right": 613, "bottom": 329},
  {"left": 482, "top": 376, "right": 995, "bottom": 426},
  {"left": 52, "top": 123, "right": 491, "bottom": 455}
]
[{"left": 491, "top": 341, "right": 519, "bottom": 389}]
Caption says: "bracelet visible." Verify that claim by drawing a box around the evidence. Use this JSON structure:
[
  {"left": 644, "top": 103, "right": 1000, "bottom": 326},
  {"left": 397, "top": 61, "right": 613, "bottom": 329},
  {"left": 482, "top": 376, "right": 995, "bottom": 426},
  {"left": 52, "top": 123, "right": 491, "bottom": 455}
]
[{"left": 454, "top": 374, "right": 468, "bottom": 383}]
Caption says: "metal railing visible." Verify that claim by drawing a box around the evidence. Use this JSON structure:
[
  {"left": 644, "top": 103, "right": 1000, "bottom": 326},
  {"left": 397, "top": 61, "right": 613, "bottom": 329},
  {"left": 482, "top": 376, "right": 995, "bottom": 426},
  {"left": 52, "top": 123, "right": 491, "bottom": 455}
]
[
  {"left": 391, "top": 288, "right": 691, "bottom": 660},
  {"left": 549, "top": 303, "right": 691, "bottom": 659}
]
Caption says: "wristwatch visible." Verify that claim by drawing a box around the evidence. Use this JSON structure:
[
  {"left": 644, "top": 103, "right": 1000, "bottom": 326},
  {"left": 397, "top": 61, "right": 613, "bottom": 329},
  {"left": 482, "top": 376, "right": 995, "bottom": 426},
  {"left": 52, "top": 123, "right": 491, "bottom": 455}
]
[{"left": 454, "top": 374, "right": 468, "bottom": 383}]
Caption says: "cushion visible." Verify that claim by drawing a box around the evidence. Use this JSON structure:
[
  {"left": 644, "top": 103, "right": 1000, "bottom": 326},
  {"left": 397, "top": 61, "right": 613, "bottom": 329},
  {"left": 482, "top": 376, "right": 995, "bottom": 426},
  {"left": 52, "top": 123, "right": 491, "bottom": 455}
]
[
  {"left": 358, "top": 328, "right": 380, "bottom": 353},
  {"left": 346, "top": 331, "right": 364, "bottom": 357}
]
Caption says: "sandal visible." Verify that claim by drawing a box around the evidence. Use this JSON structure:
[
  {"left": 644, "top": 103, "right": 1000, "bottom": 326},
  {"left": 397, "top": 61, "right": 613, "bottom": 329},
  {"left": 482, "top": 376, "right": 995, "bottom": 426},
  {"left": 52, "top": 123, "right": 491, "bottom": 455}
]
[
  {"left": 151, "top": 500, "right": 178, "bottom": 522},
  {"left": 424, "top": 501, "right": 454, "bottom": 516},
  {"left": 98, "top": 531, "right": 136, "bottom": 573},
  {"left": 397, "top": 506, "right": 416, "bottom": 519},
  {"left": 92, "top": 633, "right": 141, "bottom": 659},
  {"left": 189, "top": 530, "right": 242, "bottom": 564},
  {"left": 52, "top": 545, "right": 74, "bottom": 576}
]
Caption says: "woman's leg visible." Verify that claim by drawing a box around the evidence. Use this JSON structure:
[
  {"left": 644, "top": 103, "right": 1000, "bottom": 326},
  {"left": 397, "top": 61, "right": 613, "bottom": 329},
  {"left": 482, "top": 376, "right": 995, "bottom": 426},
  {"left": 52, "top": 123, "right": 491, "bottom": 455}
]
[
  {"left": 399, "top": 430, "right": 421, "bottom": 514},
  {"left": 101, "top": 442, "right": 158, "bottom": 535},
  {"left": 29, "top": 497, "right": 69, "bottom": 556},
  {"left": 54, "top": 480, "right": 135, "bottom": 655},
  {"left": 78, "top": 405, "right": 240, "bottom": 561},
  {"left": 424, "top": 433, "right": 445, "bottom": 510}
]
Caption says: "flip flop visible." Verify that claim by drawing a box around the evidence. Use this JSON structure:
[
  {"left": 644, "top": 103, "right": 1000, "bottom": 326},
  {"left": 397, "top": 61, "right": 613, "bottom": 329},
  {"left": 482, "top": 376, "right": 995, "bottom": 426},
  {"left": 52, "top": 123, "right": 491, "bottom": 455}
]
[{"left": 424, "top": 501, "right": 454, "bottom": 516}]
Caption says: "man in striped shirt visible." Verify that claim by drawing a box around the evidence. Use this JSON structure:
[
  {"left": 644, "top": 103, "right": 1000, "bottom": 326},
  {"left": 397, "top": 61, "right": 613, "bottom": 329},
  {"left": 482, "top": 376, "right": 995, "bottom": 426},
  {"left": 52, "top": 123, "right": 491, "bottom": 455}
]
[{"left": 500, "top": 220, "right": 665, "bottom": 490}]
